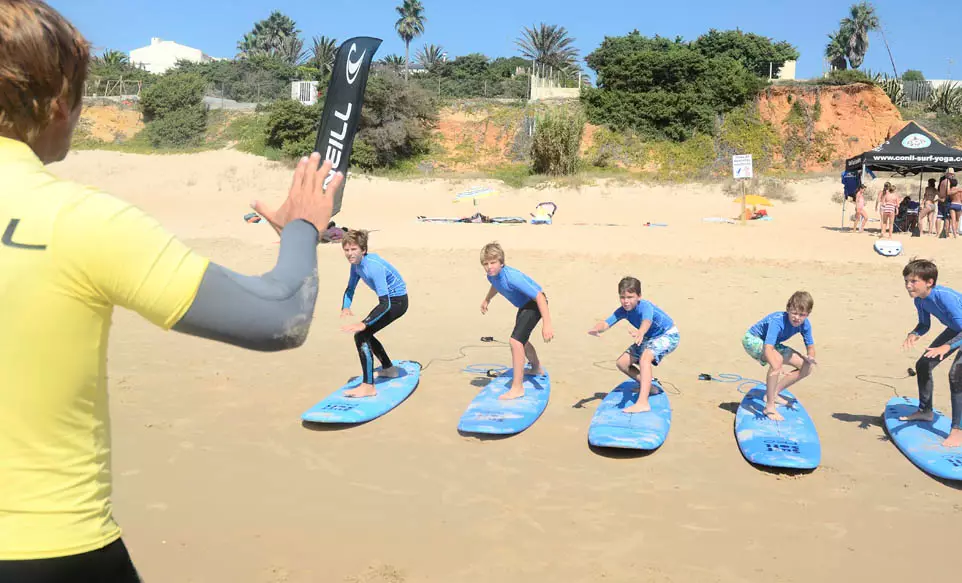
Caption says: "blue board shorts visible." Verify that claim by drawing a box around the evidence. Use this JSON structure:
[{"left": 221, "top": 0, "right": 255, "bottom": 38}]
[
  {"left": 742, "top": 332, "right": 796, "bottom": 366},
  {"left": 627, "top": 326, "right": 680, "bottom": 366}
]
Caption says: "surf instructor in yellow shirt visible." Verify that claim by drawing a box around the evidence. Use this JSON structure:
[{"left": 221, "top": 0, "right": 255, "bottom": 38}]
[{"left": 0, "top": 2, "right": 344, "bottom": 580}]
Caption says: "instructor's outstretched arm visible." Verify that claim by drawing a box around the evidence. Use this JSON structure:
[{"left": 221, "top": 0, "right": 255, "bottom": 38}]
[{"left": 172, "top": 154, "right": 343, "bottom": 352}]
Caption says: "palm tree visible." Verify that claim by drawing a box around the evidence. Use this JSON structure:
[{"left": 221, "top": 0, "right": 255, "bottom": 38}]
[
  {"left": 380, "top": 54, "right": 406, "bottom": 75},
  {"left": 839, "top": 2, "right": 879, "bottom": 69},
  {"left": 415, "top": 43, "right": 445, "bottom": 73},
  {"left": 311, "top": 35, "right": 338, "bottom": 77},
  {"left": 825, "top": 32, "right": 848, "bottom": 71},
  {"left": 98, "top": 49, "right": 128, "bottom": 67},
  {"left": 237, "top": 10, "right": 300, "bottom": 64},
  {"left": 395, "top": 0, "right": 426, "bottom": 81},
  {"left": 516, "top": 23, "right": 579, "bottom": 72}
]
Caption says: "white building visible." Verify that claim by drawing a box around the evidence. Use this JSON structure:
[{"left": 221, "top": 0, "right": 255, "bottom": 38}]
[{"left": 129, "top": 37, "right": 215, "bottom": 74}]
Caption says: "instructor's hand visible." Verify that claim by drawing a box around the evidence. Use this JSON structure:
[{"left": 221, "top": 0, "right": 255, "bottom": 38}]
[{"left": 251, "top": 153, "right": 343, "bottom": 237}]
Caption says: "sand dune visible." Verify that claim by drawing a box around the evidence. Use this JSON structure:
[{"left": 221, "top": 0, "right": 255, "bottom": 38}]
[{"left": 49, "top": 149, "right": 961, "bottom": 583}]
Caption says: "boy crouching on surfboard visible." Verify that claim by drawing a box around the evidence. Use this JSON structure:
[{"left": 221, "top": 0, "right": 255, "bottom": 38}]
[
  {"left": 588, "top": 276, "right": 680, "bottom": 414},
  {"left": 479, "top": 242, "right": 554, "bottom": 400},
  {"left": 899, "top": 259, "right": 962, "bottom": 448},
  {"left": 742, "top": 291, "right": 817, "bottom": 421},
  {"left": 339, "top": 230, "right": 408, "bottom": 398}
]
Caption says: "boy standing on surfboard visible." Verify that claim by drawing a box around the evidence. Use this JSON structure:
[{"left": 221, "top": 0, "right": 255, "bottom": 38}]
[
  {"left": 479, "top": 242, "right": 554, "bottom": 400},
  {"left": 899, "top": 259, "right": 962, "bottom": 448},
  {"left": 588, "top": 276, "right": 680, "bottom": 414},
  {"left": 340, "top": 230, "right": 408, "bottom": 398},
  {"left": 742, "top": 292, "right": 818, "bottom": 421}
]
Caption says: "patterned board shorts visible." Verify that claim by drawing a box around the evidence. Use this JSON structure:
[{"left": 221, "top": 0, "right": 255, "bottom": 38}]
[
  {"left": 742, "top": 332, "right": 796, "bottom": 366},
  {"left": 626, "top": 326, "right": 680, "bottom": 366}
]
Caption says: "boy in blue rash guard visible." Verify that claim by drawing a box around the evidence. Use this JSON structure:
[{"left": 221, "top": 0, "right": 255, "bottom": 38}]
[
  {"left": 479, "top": 242, "right": 554, "bottom": 400},
  {"left": 588, "top": 277, "right": 680, "bottom": 414},
  {"left": 742, "top": 291, "right": 818, "bottom": 421},
  {"left": 899, "top": 259, "right": 962, "bottom": 448},
  {"left": 339, "top": 230, "right": 408, "bottom": 398}
]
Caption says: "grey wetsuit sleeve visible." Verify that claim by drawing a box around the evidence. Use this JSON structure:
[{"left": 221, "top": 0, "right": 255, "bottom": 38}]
[{"left": 171, "top": 219, "right": 321, "bottom": 351}]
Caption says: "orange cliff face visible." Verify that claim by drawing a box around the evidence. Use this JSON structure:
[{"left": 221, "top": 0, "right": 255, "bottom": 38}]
[{"left": 757, "top": 84, "right": 905, "bottom": 171}]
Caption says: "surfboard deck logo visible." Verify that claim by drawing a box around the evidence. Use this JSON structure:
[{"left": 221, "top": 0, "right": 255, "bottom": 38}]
[{"left": 314, "top": 36, "right": 382, "bottom": 217}]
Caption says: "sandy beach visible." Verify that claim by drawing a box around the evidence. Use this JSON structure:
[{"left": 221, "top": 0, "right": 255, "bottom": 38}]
[{"left": 49, "top": 149, "right": 961, "bottom": 583}]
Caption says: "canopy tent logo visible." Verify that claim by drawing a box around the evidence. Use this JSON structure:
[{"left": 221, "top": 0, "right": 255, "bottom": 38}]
[{"left": 901, "top": 133, "right": 932, "bottom": 149}]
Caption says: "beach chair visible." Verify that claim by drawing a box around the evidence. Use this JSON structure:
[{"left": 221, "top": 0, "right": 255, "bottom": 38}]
[{"left": 530, "top": 202, "right": 557, "bottom": 225}]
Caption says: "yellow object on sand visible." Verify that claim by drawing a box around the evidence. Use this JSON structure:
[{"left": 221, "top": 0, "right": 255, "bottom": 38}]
[{"left": 734, "top": 194, "right": 773, "bottom": 207}]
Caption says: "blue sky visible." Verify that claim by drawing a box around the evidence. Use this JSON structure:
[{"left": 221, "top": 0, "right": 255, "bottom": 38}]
[{"left": 50, "top": 0, "right": 959, "bottom": 81}]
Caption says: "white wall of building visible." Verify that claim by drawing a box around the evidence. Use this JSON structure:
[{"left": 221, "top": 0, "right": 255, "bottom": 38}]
[{"left": 129, "top": 38, "right": 213, "bottom": 74}]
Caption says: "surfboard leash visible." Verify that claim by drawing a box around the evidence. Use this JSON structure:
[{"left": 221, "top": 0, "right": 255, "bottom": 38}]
[
  {"left": 419, "top": 336, "right": 509, "bottom": 376},
  {"left": 854, "top": 369, "right": 915, "bottom": 397}
]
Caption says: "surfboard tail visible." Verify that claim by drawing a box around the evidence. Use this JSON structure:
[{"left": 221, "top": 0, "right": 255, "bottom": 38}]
[{"left": 314, "top": 37, "right": 382, "bottom": 217}]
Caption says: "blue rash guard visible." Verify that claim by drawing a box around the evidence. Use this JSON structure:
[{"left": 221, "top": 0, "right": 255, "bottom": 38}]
[
  {"left": 912, "top": 285, "right": 962, "bottom": 349},
  {"left": 605, "top": 300, "right": 674, "bottom": 340},
  {"left": 342, "top": 253, "right": 407, "bottom": 326},
  {"left": 487, "top": 265, "right": 542, "bottom": 308},
  {"left": 748, "top": 311, "right": 814, "bottom": 346}
]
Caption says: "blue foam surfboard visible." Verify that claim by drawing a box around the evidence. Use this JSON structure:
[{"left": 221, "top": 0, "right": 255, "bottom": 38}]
[
  {"left": 734, "top": 387, "right": 821, "bottom": 469},
  {"left": 883, "top": 396, "right": 962, "bottom": 481},
  {"left": 587, "top": 379, "right": 671, "bottom": 450},
  {"left": 301, "top": 360, "right": 420, "bottom": 424},
  {"left": 457, "top": 367, "right": 550, "bottom": 435}
]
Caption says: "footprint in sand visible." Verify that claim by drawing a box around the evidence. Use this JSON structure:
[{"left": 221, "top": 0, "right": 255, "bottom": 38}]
[
  {"left": 345, "top": 564, "right": 405, "bottom": 583},
  {"left": 823, "top": 522, "right": 847, "bottom": 539}
]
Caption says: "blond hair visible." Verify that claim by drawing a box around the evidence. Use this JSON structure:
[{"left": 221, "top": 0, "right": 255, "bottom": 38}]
[
  {"left": 0, "top": 0, "right": 90, "bottom": 143},
  {"left": 341, "top": 229, "right": 368, "bottom": 253},
  {"left": 480, "top": 242, "right": 504, "bottom": 264},
  {"left": 786, "top": 291, "right": 814, "bottom": 314}
]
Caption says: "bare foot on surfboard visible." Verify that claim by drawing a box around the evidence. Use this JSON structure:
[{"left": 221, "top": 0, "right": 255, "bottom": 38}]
[
  {"left": 899, "top": 410, "right": 934, "bottom": 423},
  {"left": 500, "top": 385, "right": 525, "bottom": 400},
  {"left": 943, "top": 429, "right": 962, "bottom": 448},
  {"left": 623, "top": 401, "right": 651, "bottom": 414},
  {"left": 763, "top": 407, "right": 784, "bottom": 421},
  {"left": 774, "top": 394, "right": 794, "bottom": 406},
  {"left": 344, "top": 384, "right": 377, "bottom": 398}
]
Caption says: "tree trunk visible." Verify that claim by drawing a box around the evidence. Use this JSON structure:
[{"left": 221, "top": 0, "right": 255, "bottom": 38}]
[
  {"left": 879, "top": 27, "right": 898, "bottom": 78},
  {"left": 405, "top": 41, "right": 410, "bottom": 82}
]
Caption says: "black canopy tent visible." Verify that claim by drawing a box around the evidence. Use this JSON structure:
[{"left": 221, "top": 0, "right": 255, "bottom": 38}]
[{"left": 841, "top": 121, "right": 962, "bottom": 228}]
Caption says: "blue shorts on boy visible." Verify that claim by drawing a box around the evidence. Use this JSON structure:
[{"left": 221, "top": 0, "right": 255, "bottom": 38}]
[
  {"left": 605, "top": 300, "right": 679, "bottom": 365},
  {"left": 743, "top": 311, "right": 813, "bottom": 365}
]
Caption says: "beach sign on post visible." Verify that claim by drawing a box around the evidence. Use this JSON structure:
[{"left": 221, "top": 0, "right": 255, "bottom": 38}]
[{"left": 733, "top": 154, "right": 753, "bottom": 225}]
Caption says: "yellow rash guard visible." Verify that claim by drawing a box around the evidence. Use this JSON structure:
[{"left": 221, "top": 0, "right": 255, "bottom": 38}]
[{"left": 0, "top": 137, "right": 209, "bottom": 559}]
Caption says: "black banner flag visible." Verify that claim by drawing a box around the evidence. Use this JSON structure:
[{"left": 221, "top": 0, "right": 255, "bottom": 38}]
[{"left": 314, "top": 36, "right": 381, "bottom": 217}]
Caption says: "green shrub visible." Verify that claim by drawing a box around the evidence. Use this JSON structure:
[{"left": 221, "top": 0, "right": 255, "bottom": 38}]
[
  {"left": 139, "top": 72, "right": 207, "bottom": 122},
  {"left": 263, "top": 99, "right": 322, "bottom": 159},
  {"left": 145, "top": 105, "right": 207, "bottom": 147},
  {"left": 715, "top": 104, "right": 780, "bottom": 171},
  {"left": 530, "top": 106, "right": 585, "bottom": 175},
  {"left": 349, "top": 138, "right": 379, "bottom": 169},
  {"left": 815, "top": 69, "right": 874, "bottom": 86},
  {"left": 583, "top": 126, "right": 646, "bottom": 168},
  {"left": 138, "top": 72, "right": 208, "bottom": 147},
  {"left": 647, "top": 133, "right": 715, "bottom": 181},
  {"left": 355, "top": 74, "right": 439, "bottom": 168},
  {"left": 581, "top": 31, "right": 768, "bottom": 141}
]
